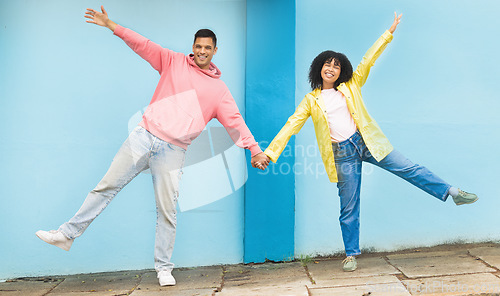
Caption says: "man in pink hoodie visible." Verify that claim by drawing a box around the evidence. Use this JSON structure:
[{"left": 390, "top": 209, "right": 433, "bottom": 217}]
[{"left": 36, "top": 6, "right": 270, "bottom": 286}]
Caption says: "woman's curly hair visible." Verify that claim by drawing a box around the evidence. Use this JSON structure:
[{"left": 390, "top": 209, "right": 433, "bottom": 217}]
[{"left": 308, "top": 50, "right": 353, "bottom": 90}]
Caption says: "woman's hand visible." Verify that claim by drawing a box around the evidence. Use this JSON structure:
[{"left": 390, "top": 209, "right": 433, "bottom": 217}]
[{"left": 389, "top": 12, "right": 403, "bottom": 34}]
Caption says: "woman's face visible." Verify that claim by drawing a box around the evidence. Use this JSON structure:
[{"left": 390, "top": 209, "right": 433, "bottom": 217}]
[{"left": 321, "top": 59, "right": 341, "bottom": 89}]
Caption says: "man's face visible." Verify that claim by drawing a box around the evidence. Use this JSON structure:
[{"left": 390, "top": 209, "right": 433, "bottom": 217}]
[
  {"left": 192, "top": 37, "right": 217, "bottom": 70},
  {"left": 321, "top": 59, "right": 341, "bottom": 89}
]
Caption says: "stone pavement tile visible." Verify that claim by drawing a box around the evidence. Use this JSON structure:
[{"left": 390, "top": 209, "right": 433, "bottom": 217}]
[
  {"left": 307, "top": 256, "right": 400, "bottom": 285},
  {"left": 387, "top": 250, "right": 467, "bottom": 260},
  {"left": 309, "top": 281, "right": 411, "bottom": 296},
  {"left": 217, "top": 284, "right": 309, "bottom": 296},
  {"left": 402, "top": 273, "right": 500, "bottom": 295},
  {"left": 216, "top": 262, "right": 310, "bottom": 296},
  {"left": 132, "top": 286, "right": 215, "bottom": 296},
  {"left": 0, "top": 278, "right": 62, "bottom": 296},
  {"left": 469, "top": 246, "right": 500, "bottom": 270},
  {"left": 387, "top": 251, "right": 495, "bottom": 278},
  {"left": 49, "top": 292, "right": 129, "bottom": 296},
  {"left": 48, "top": 271, "right": 141, "bottom": 296},
  {"left": 130, "top": 266, "right": 222, "bottom": 296},
  {"left": 309, "top": 274, "right": 401, "bottom": 288}
]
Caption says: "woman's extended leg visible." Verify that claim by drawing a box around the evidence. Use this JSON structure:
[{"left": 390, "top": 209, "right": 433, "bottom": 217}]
[{"left": 364, "top": 149, "right": 451, "bottom": 201}]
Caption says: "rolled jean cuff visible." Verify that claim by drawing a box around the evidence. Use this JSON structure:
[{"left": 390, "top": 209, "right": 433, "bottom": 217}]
[
  {"left": 441, "top": 185, "right": 452, "bottom": 202},
  {"left": 57, "top": 227, "right": 73, "bottom": 240}
]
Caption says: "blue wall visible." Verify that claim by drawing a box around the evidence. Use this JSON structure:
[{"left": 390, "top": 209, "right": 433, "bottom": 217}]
[
  {"left": 294, "top": 0, "right": 500, "bottom": 257},
  {"left": 0, "top": 0, "right": 247, "bottom": 280},
  {"left": 1, "top": 0, "right": 499, "bottom": 281}
]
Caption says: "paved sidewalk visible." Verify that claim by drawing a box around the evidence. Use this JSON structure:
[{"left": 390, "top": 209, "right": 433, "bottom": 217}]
[{"left": 2, "top": 243, "right": 500, "bottom": 296}]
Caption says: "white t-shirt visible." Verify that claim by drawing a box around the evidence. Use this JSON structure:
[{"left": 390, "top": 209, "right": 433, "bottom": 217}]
[{"left": 321, "top": 88, "right": 357, "bottom": 142}]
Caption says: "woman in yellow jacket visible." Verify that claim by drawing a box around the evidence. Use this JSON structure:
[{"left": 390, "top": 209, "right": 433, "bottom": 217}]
[{"left": 263, "top": 13, "right": 478, "bottom": 272}]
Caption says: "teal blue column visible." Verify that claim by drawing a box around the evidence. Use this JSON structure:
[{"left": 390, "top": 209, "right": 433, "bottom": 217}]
[{"left": 244, "top": 0, "right": 296, "bottom": 263}]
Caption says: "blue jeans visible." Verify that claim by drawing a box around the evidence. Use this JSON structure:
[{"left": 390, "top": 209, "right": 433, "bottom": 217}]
[
  {"left": 332, "top": 130, "right": 451, "bottom": 256},
  {"left": 59, "top": 126, "right": 186, "bottom": 272}
]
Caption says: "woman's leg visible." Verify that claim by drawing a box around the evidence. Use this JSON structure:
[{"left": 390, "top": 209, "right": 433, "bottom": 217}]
[
  {"left": 364, "top": 149, "right": 451, "bottom": 201},
  {"left": 333, "top": 137, "right": 364, "bottom": 257}
]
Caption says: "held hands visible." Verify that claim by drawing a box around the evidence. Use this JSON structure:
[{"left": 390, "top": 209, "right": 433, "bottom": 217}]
[
  {"left": 251, "top": 152, "right": 270, "bottom": 171},
  {"left": 85, "top": 6, "right": 117, "bottom": 31},
  {"left": 389, "top": 12, "right": 403, "bottom": 34}
]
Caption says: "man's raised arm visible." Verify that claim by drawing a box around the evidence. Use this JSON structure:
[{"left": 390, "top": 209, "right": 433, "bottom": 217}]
[{"left": 84, "top": 6, "right": 168, "bottom": 74}]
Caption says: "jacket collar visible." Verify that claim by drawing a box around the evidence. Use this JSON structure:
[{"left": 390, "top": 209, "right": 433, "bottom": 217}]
[
  {"left": 336, "top": 83, "right": 349, "bottom": 101},
  {"left": 311, "top": 88, "right": 329, "bottom": 122}
]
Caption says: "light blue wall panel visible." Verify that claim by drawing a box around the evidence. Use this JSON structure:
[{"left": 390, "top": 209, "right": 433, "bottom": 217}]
[
  {"left": 0, "top": 0, "right": 246, "bottom": 280},
  {"left": 294, "top": 0, "right": 500, "bottom": 257}
]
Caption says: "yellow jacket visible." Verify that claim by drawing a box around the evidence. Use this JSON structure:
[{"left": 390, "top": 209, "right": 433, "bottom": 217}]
[{"left": 264, "top": 30, "right": 395, "bottom": 182}]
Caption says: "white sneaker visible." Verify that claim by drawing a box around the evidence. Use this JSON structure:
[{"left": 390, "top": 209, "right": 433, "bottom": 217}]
[
  {"left": 157, "top": 270, "right": 176, "bottom": 286},
  {"left": 36, "top": 230, "right": 73, "bottom": 251}
]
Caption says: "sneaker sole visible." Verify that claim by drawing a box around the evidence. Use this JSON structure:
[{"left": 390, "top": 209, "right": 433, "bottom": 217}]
[
  {"left": 159, "top": 277, "right": 176, "bottom": 286},
  {"left": 456, "top": 197, "right": 479, "bottom": 205},
  {"left": 35, "top": 231, "right": 72, "bottom": 251}
]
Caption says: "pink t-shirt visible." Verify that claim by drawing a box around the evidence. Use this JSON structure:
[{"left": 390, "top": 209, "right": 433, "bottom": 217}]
[
  {"left": 114, "top": 25, "right": 262, "bottom": 156},
  {"left": 321, "top": 88, "right": 357, "bottom": 142}
]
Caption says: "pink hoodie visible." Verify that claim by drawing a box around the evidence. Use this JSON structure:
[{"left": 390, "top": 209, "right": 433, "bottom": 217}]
[{"left": 114, "top": 25, "right": 262, "bottom": 156}]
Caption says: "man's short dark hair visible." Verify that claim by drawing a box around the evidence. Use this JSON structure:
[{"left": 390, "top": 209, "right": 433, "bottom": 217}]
[
  {"left": 194, "top": 29, "right": 217, "bottom": 47},
  {"left": 308, "top": 50, "right": 353, "bottom": 90}
]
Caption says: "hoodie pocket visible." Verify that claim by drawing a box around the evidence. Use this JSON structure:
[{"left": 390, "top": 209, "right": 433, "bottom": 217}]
[{"left": 144, "top": 90, "right": 202, "bottom": 142}]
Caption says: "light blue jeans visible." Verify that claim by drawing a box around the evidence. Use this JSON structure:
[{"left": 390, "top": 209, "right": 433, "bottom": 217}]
[
  {"left": 332, "top": 130, "right": 451, "bottom": 256},
  {"left": 59, "top": 126, "right": 186, "bottom": 272}
]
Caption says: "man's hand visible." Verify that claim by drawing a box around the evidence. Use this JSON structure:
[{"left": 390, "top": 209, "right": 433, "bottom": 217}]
[
  {"left": 251, "top": 152, "right": 270, "bottom": 171},
  {"left": 389, "top": 12, "right": 403, "bottom": 34},
  {"left": 85, "top": 6, "right": 117, "bottom": 32}
]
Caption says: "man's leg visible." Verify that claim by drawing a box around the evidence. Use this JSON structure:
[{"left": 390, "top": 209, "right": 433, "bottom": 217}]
[
  {"left": 365, "top": 149, "right": 451, "bottom": 201},
  {"left": 57, "top": 126, "right": 152, "bottom": 239},
  {"left": 148, "top": 140, "right": 185, "bottom": 285}
]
